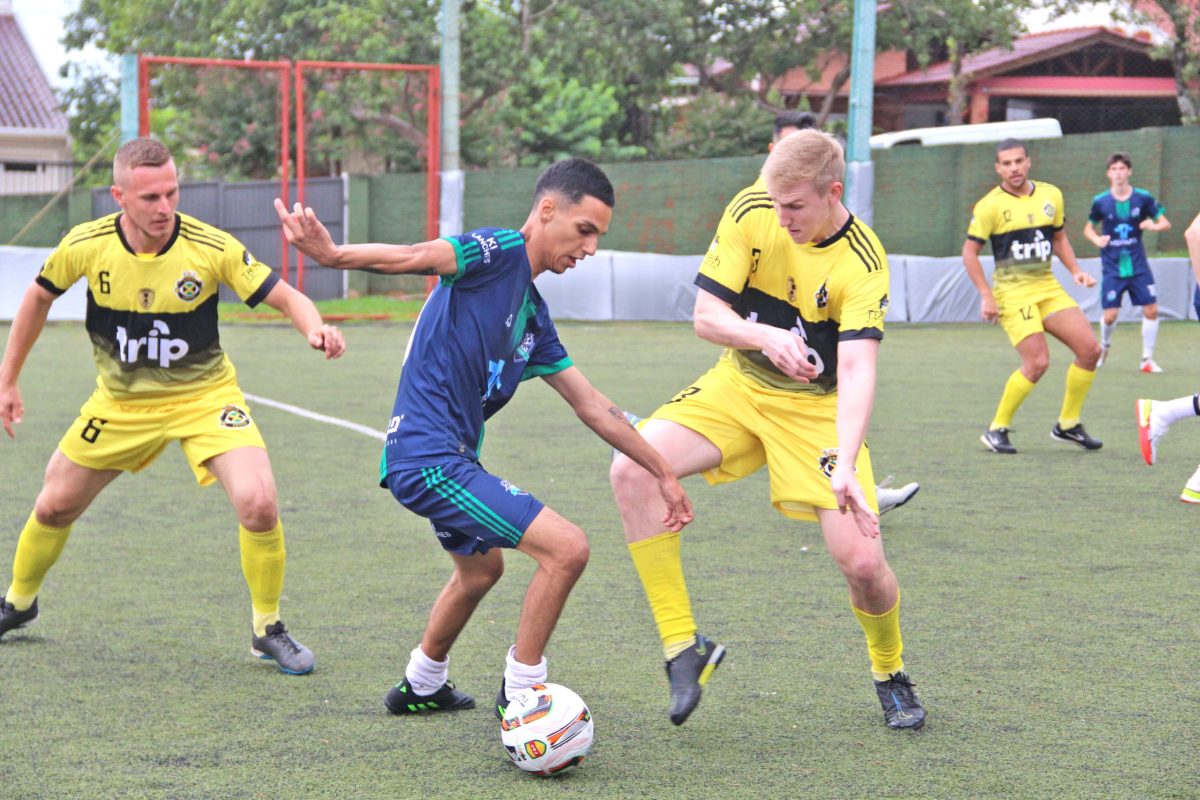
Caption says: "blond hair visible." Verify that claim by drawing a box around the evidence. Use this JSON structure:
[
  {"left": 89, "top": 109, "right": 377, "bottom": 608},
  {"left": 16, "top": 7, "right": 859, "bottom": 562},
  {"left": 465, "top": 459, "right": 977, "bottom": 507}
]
[
  {"left": 113, "top": 137, "right": 173, "bottom": 183},
  {"left": 761, "top": 129, "right": 845, "bottom": 196}
]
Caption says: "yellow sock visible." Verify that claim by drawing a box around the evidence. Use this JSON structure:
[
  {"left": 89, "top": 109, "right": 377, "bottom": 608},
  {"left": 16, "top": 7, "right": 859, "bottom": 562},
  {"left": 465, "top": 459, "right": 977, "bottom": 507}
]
[
  {"left": 239, "top": 522, "right": 285, "bottom": 636},
  {"left": 990, "top": 369, "right": 1036, "bottom": 430},
  {"left": 628, "top": 532, "right": 696, "bottom": 660},
  {"left": 6, "top": 512, "right": 73, "bottom": 610},
  {"left": 1058, "top": 362, "right": 1096, "bottom": 429},
  {"left": 852, "top": 597, "right": 904, "bottom": 681}
]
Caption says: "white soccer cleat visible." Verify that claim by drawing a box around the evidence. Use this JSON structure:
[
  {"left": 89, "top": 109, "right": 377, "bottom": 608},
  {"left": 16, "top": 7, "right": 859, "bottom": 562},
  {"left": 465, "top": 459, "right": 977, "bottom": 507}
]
[
  {"left": 1136, "top": 398, "right": 1169, "bottom": 466},
  {"left": 876, "top": 476, "right": 920, "bottom": 515},
  {"left": 1182, "top": 466, "right": 1200, "bottom": 504},
  {"left": 1140, "top": 358, "right": 1163, "bottom": 374}
]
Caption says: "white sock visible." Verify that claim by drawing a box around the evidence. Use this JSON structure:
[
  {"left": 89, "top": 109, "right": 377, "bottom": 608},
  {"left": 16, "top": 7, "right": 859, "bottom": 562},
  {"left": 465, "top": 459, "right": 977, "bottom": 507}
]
[
  {"left": 1141, "top": 317, "right": 1159, "bottom": 359},
  {"left": 504, "top": 644, "right": 548, "bottom": 698},
  {"left": 405, "top": 645, "right": 449, "bottom": 697},
  {"left": 1158, "top": 394, "right": 1200, "bottom": 427},
  {"left": 1100, "top": 320, "right": 1116, "bottom": 348}
]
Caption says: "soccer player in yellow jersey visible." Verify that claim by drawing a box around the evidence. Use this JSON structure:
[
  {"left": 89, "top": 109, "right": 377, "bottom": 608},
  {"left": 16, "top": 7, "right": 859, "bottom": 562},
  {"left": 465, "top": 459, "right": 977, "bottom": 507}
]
[
  {"left": 964, "top": 138, "right": 1103, "bottom": 455},
  {"left": 610, "top": 129, "right": 925, "bottom": 730},
  {"left": 0, "top": 138, "right": 345, "bottom": 674}
]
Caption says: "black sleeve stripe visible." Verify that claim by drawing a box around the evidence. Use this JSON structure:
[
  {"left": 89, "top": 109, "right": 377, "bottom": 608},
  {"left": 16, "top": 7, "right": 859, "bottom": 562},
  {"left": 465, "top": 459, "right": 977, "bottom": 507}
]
[
  {"left": 178, "top": 224, "right": 225, "bottom": 248},
  {"left": 67, "top": 228, "right": 118, "bottom": 246},
  {"left": 35, "top": 275, "right": 66, "bottom": 296},
  {"left": 180, "top": 233, "right": 226, "bottom": 252},
  {"left": 846, "top": 225, "right": 882, "bottom": 272},
  {"left": 845, "top": 232, "right": 880, "bottom": 273},
  {"left": 730, "top": 191, "right": 770, "bottom": 219},
  {"left": 694, "top": 273, "right": 740, "bottom": 305},
  {"left": 733, "top": 203, "right": 775, "bottom": 223},
  {"left": 967, "top": 235, "right": 987, "bottom": 244},
  {"left": 244, "top": 271, "right": 281, "bottom": 308},
  {"left": 839, "top": 327, "right": 883, "bottom": 342}
]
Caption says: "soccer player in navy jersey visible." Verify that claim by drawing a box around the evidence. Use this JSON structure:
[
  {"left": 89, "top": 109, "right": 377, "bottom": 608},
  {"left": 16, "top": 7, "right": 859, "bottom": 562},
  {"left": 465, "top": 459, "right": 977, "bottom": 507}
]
[
  {"left": 275, "top": 158, "right": 692, "bottom": 717},
  {"left": 1082, "top": 152, "right": 1171, "bottom": 372}
]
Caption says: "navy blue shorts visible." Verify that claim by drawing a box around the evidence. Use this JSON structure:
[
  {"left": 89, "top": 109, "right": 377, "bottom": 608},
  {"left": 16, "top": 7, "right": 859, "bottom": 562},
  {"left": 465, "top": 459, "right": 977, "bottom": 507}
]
[
  {"left": 1194, "top": 286, "right": 1200, "bottom": 324},
  {"left": 385, "top": 461, "right": 544, "bottom": 556},
  {"left": 1101, "top": 272, "right": 1157, "bottom": 309}
]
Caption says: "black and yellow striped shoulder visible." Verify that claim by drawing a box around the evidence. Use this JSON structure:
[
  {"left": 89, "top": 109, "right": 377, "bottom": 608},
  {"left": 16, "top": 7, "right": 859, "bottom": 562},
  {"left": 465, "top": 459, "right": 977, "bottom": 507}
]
[
  {"left": 727, "top": 185, "right": 774, "bottom": 224},
  {"left": 65, "top": 213, "right": 120, "bottom": 247},
  {"left": 845, "top": 219, "right": 885, "bottom": 273},
  {"left": 178, "top": 214, "right": 228, "bottom": 252}
]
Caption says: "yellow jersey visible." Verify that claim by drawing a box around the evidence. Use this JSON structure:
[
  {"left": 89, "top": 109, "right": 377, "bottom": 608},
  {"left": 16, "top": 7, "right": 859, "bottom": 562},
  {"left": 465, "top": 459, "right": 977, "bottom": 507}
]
[
  {"left": 697, "top": 177, "right": 889, "bottom": 396},
  {"left": 36, "top": 212, "right": 280, "bottom": 401},
  {"left": 966, "top": 181, "right": 1065, "bottom": 290}
]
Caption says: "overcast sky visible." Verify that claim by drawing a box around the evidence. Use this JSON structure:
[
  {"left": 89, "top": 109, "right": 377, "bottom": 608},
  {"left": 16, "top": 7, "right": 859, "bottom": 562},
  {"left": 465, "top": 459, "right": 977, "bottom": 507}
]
[{"left": 12, "top": 0, "right": 1136, "bottom": 94}]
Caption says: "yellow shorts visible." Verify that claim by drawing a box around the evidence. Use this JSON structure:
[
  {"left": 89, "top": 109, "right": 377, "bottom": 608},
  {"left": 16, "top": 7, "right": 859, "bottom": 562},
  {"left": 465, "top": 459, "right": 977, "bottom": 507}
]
[
  {"left": 58, "top": 380, "right": 266, "bottom": 486},
  {"left": 995, "top": 275, "right": 1079, "bottom": 346},
  {"left": 650, "top": 359, "right": 876, "bottom": 521}
]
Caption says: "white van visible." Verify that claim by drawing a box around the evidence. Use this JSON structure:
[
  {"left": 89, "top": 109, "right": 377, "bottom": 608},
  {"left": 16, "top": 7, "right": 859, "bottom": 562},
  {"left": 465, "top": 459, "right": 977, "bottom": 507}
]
[{"left": 869, "top": 118, "right": 1063, "bottom": 149}]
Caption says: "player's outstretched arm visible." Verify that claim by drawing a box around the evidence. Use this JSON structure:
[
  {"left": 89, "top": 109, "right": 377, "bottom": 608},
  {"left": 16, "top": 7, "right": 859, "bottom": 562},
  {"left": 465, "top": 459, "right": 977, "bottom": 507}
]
[
  {"left": 260, "top": 280, "right": 346, "bottom": 360},
  {"left": 1082, "top": 220, "right": 1109, "bottom": 248},
  {"left": 0, "top": 282, "right": 56, "bottom": 439},
  {"left": 273, "top": 198, "right": 457, "bottom": 276},
  {"left": 542, "top": 366, "right": 694, "bottom": 531},
  {"left": 1140, "top": 213, "right": 1170, "bottom": 232},
  {"left": 833, "top": 338, "right": 880, "bottom": 539}
]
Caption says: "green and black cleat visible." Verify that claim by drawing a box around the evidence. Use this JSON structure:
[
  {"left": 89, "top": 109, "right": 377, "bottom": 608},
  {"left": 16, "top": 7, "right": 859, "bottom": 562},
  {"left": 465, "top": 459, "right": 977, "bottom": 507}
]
[{"left": 385, "top": 678, "right": 476, "bottom": 715}]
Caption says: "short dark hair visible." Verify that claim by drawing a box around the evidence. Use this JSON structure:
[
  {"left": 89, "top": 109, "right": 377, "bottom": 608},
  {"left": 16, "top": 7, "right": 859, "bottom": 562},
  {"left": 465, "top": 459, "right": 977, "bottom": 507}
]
[
  {"left": 1107, "top": 152, "right": 1132, "bottom": 169},
  {"left": 774, "top": 111, "right": 819, "bottom": 137},
  {"left": 995, "top": 138, "right": 1027, "bottom": 159},
  {"left": 533, "top": 158, "right": 615, "bottom": 208}
]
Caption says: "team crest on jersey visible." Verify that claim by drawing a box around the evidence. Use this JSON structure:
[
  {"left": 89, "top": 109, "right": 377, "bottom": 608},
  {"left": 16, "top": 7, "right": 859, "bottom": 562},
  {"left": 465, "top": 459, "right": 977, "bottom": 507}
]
[
  {"left": 814, "top": 282, "right": 828, "bottom": 309},
  {"left": 516, "top": 332, "right": 536, "bottom": 362},
  {"left": 500, "top": 480, "right": 528, "bottom": 497},
  {"left": 787, "top": 276, "right": 797, "bottom": 303},
  {"left": 1043, "top": 202, "right": 1055, "bottom": 218},
  {"left": 750, "top": 247, "right": 762, "bottom": 274},
  {"left": 175, "top": 271, "right": 203, "bottom": 302},
  {"left": 137, "top": 289, "right": 155, "bottom": 310},
  {"left": 242, "top": 248, "right": 254, "bottom": 266},
  {"left": 218, "top": 405, "right": 252, "bottom": 429},
  {"left": 818, "top": 448, "right": 838, "bottom": 478}
]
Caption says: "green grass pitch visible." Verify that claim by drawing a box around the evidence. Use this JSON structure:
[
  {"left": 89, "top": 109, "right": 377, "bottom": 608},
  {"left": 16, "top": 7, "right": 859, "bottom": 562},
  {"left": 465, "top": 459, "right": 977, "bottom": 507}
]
[{"left": 1, "top": 319, "right": 1197, "bottom": 799}]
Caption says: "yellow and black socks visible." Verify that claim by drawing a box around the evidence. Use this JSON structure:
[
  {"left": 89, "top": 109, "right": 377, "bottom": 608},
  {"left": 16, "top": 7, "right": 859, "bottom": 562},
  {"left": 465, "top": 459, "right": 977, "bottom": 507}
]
[
  {"left": 852, "top": 597, "right": 904, "bottom": 681},
  {"left": 991, "top": 369, "right": 1036, "bottom": 430},
  {"left": 239, "top": 521, "right": 286, "bottom": 636},
  {"left": 6, "top": 512, "right": 72, "bottom": 610},
  {"left": 628, "top": 531, "right": 696, "bottom": 660},
  {"left": 1058, "top": 362, "right": 1097, "bottom": 429}
]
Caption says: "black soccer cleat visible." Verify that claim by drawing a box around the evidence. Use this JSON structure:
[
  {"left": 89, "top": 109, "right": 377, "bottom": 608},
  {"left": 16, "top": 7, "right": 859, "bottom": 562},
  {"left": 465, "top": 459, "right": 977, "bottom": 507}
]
[
  {"left": 494, "top": 679, "right": 509, "bottom": 720},
  {"left": 981, "top": 427, "right": 1017, "bottom": 454},
  {"left": 250, "top": 621, "right": 315, "bottom": 675},
  {"left": 385, "top": 677, "right": 476, "bottom": 715},
  {"left": 874, "top": 671, "right": 926, "bottom": 730},
  {"left": 665, "top": 634, "right": 726, "bottom": 726},
  {"left": 0, "top": 596, "right": 38, "bottom": 640},
  {"left": 1050, "top": 423, "right": 1102, "bottom": 450}
]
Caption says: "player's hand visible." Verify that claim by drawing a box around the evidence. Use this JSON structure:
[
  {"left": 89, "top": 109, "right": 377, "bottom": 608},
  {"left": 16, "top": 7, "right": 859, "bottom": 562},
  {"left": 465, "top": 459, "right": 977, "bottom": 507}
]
[
  {"left": 274, "top": 198, "right": 339, "bottom": 265},
  {"left": 830, "top": 466, "right": 879, "bottom": 539},
  {"left": 657, "top": 475, "right": 694, "bottom": 532},
  {"left": 1096, "top": 234, "right": 1111, "bottom": 246},
  {"left": 980, "top": 293, "right": 999, "bottom": 323},
  {"left": 0, "top": 383, "right": 23, "bottom": 439},
  {"left": 1074, "top": 271, "right": 1096, "bottom": 288},
  {"left": 308, "top": 324, "right": 345, "bottom": 359},
  {"left": 760, "top": 327, "right": 819, "bottom": 383},
  {"left": 1139, "top": 219, "right": 1154, "bottom": 231}
]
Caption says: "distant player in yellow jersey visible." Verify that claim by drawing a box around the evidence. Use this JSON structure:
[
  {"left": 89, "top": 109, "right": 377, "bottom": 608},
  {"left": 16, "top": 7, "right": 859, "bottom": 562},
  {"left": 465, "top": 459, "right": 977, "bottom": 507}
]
[
  {"left": 610, "top": 129, "right": 926, "bottom": 730},
  {"left": 964, "top": 138, "right": 1103, "bottom": 455},
  {"left": 0, "top": 138, "right": 345, "bottom": 674}
]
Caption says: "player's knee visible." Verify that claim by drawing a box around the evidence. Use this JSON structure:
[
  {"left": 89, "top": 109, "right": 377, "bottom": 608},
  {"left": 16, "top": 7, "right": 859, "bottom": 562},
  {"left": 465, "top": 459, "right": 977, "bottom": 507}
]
[
  {"left": 609, "top": 457, "right": 650, "bottom": 505},
  {"left": 1025, "top": 355, "right": 1049, "bottom": 380},
  {"left": 233, "top": 488, "right": 279, "bottom": 531},
  {"left": 32, "top": 493, "right": 83, "bottom": 528},
  {"left": 456, "top": 559, "right": 503, "bottom": 598},
  {"left": 1079, "top": 339, "right": 1103, "bottom": 368},
  {"left": 838, "top": 551, "right": 888, "bottom": 587},
  {"left": 552, "top": 528, "right": 590, "bottom": 578}
]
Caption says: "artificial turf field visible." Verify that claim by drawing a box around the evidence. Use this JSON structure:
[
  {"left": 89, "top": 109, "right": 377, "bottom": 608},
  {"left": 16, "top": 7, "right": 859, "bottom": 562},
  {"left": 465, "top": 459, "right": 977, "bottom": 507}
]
[{"left": 0, "top": 319, "right": 1196, "bottom": 799}]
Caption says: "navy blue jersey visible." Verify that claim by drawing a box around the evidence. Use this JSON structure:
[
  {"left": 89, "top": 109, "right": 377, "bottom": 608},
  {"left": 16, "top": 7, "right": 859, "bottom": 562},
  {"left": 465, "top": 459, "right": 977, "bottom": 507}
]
[
  {"left": 1088, "top": 189, "right": 1164, "bottom": 279},
  {"left": 380, "top": 227, "right": 572, "bottom": 477}
]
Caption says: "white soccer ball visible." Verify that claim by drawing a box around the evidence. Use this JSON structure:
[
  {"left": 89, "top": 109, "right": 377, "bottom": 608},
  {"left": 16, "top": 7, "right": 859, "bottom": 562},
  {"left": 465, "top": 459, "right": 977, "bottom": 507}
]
[{"left": 500, "top": 683, "right": 593, "bottom": 776}]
